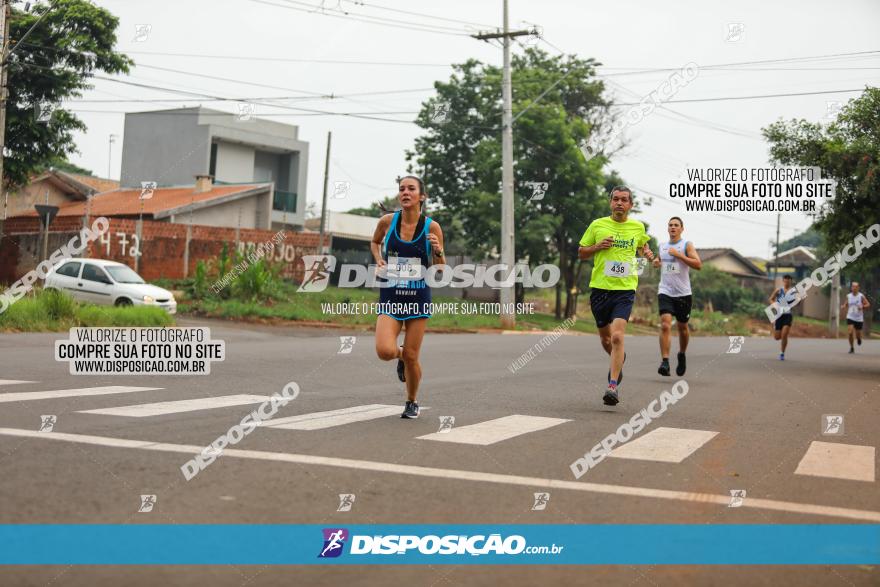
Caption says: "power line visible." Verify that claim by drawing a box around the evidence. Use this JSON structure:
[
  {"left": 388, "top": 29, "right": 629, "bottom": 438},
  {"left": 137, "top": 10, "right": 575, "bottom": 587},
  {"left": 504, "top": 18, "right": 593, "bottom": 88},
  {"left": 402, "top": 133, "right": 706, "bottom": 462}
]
[
  {"left": 612, "top": 87, "right": 867, "bottom": 106},
  {"left": 249, "top": 0, "right": 472, "bottom": 37},
  {"left": 340, "top": 0, "right": 494, "bottom": 29},
  {"left": 19, "top": 62, "right": 419, "bottom": 123}
]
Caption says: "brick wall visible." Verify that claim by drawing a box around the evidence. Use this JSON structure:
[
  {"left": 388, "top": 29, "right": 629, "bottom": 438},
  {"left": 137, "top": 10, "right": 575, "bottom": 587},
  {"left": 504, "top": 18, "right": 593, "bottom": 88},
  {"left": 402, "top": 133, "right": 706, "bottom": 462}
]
[{"left": 0, "top": 216, "right": 327, "bottom": 284}]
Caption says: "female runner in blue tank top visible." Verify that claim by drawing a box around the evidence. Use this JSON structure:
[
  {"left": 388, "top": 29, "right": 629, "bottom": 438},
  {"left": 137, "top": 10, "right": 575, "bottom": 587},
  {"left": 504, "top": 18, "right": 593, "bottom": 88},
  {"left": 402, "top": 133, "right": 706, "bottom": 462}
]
[{"left": 370, "top": 176, "right": 445, "bottom": 419}]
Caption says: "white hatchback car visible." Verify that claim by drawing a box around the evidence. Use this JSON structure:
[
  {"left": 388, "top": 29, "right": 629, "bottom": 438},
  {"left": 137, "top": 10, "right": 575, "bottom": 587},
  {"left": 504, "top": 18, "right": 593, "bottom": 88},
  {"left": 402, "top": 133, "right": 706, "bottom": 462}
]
[{"left": 45, "top": 259, "right": 177, "bottom": 314}]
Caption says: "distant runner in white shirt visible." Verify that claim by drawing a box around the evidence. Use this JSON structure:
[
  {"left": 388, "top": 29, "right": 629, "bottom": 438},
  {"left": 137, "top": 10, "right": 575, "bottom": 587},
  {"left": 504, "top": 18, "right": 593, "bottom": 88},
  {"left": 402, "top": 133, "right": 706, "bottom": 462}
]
[
  {"left": 652, "top": 216, "right": 701, "bottom": 377},
  {"left": 840, "top": 281, "right": 870, "bottom": 354}
]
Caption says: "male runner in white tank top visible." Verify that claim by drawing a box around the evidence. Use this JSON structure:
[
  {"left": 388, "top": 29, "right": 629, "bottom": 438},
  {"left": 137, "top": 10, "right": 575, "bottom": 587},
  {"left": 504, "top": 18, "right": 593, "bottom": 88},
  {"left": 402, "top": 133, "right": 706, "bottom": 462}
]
[
  {"left": 652, "top": 217, "right": 701, "bottom": 376},
  {"left": 841, "top": 281, "right": 870, "bottom": 354}
]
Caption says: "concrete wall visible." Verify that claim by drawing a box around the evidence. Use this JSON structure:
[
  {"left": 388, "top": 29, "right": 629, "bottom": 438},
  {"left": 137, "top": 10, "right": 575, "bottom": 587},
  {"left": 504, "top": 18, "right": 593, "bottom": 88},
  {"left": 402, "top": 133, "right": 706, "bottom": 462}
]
[
  {"left": 0, "top": 216, "right": 328, "bottom": 283},
  {"left": 184, "top": 195, "right": 265, "bottom": 230},
  {"left": 213, "top": 141, "right": 255, "bottom": 184},
  {"left": 120, "top": 109, "right": 211, "bottom": 188}
]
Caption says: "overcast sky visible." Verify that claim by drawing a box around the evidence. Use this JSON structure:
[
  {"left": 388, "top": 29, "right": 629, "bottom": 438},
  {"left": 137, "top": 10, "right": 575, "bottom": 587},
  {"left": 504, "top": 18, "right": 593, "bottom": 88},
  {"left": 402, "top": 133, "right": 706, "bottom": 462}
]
[{"left": 68, "top": 0, "right": 880, "bottom": 258}]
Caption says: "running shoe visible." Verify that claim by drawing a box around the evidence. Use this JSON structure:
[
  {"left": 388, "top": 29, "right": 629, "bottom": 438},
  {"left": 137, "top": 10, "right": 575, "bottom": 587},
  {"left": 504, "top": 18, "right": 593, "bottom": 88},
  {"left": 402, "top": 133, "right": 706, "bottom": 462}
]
[
  {"left": 401, "top": 400, "right": 420, "bottom": 419},
  {"left": 849, "top": 347, "right": 855, "bottom": 354},
  {"left": 858, "top": 338, "right": 862, "bottom": 346},
  {"left": 607, "top": 353, "right": 626, "bottom": 385},
  {"left": 779, "top": 353, "right": 785, "bottom": 361},
  {"left": 658, "top": 359, "right": 670, "bottom": 376},
  {"left": 397, "top": 346, "right": 405, "bottom": 382},
  {"left": 602, "top": 385, "right": 619, "bottom": 406},
  {"left": 676, "top": 352, "right": 687, "bottom": 376}
]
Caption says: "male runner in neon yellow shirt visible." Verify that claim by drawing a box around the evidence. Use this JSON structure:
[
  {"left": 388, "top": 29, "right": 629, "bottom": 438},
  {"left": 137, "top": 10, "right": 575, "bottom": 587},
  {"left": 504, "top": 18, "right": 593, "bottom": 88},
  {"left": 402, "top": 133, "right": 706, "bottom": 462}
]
[{"left": 578, "top": 186, "right": 655, "bottom": 406}]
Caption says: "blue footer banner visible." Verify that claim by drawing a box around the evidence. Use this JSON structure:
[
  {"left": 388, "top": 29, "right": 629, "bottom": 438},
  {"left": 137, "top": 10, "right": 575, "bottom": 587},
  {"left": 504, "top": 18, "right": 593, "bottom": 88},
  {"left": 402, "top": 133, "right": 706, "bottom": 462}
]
[{"left": 0, "top": 525, "right": 877, "bottom": 565}]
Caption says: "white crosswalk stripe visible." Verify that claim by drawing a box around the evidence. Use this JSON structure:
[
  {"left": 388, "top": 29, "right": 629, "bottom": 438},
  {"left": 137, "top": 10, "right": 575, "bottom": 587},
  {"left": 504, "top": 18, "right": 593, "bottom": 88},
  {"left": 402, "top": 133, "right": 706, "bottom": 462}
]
[
  {"left": 608, "top": 427, "right": 719, "bottom": 463},
  {"left": 78, "top": 395, "right": 271, "bottom": 417},
  {"left": 418, "top": 415, "right": 570, "bottom": 445},
  {"left": 794, "top": 441, "right": 876, "bottom": 482},
  {"left": 0, "top": 386, "right": 162, "bottom": 403},
  {"left": 0, "top": 380, "right": 34, "bottom": 386},
  {"left": 262, "top": 404, "right": 404, "bottom": 430}
]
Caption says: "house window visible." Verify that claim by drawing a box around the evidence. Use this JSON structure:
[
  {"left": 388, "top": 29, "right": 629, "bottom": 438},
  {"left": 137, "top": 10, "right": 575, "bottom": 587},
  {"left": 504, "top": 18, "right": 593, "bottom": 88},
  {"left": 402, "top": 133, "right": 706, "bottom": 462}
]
[{"left": 209, "top": 143, "right": 218, "bottom": 176}]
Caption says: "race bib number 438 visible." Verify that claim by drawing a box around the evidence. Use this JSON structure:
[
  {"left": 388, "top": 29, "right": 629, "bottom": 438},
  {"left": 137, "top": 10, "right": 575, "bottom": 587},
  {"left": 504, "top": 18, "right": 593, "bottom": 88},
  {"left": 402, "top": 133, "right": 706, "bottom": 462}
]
[{"left": 604, "top": 260, "right": 631, "bottom": 278}]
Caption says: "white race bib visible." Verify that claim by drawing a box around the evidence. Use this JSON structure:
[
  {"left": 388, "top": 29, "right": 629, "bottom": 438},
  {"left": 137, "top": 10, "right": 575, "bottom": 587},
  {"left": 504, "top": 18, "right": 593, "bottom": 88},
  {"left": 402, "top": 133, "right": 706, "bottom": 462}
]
[
  {"left": 604, "top": 260, "right": 631, "bottom": 278},
  {"left": 662, "top": 261, "right": 680, "bottom": 274},
  {"left": 387, "top": 256, "right": 422, "bottom": 280}
]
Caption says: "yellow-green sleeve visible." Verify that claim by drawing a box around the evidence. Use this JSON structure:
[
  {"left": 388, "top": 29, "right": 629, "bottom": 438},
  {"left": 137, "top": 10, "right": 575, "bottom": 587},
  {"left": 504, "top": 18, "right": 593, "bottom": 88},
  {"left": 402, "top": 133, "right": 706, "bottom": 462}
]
[
  {"left": 638, "top": 225, "right": 650, "bottom": 247},
  {"left": 579, "top": 222, "right": 596, "bottom": 247}
]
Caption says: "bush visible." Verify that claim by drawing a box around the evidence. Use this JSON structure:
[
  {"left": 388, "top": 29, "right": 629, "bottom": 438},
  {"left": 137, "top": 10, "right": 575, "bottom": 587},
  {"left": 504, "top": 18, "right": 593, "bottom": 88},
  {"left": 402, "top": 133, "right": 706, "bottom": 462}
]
[
  {"left": 39, "top": 288, "right": 77, "bottom": 320},
  {"left": 691, "top": 266, "right": 766, "bottom": 313}
]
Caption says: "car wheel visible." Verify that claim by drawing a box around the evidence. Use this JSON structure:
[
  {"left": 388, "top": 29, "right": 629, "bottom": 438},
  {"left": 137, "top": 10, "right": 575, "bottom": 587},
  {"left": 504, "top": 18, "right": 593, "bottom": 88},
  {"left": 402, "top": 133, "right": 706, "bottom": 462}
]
[{"left": 115, "top": 298, "right": 133, "bottom": 307}]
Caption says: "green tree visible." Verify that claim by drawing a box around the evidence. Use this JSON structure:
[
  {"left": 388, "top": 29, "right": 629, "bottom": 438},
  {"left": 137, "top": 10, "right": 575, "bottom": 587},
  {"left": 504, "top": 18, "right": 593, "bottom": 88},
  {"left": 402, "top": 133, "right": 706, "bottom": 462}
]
[
  {"left": 775, "top": 224, "right": 824, "bottom": 253},
  {"left": 35, "top": 156, "right": 94, "bottom": 176},
  {"left": 346, "top": 195, "right": 400, "bottom": 218},
  {"left": 4, "top": 0, "right": 132, "bottom": 189},
  {"left": 407, "top": 48, "right": 626, "bottom": 318},
  {"left": 762, "top": 87, "right": 879, "bottom": 264}
]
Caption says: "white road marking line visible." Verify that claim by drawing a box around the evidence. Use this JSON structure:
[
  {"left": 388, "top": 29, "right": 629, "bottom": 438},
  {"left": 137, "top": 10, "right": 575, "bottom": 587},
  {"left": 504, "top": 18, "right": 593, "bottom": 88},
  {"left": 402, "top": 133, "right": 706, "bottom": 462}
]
[
  {"left": 608, "top": 426, "right": 719, "bottom": 463},
  {"left": 77, "top": 395, "right": 271, "bottom": 417},
  {"left": 0, "top": 386, "right": 162, "bottom": 403},
  {"left": 0, "top": 427, "right": 878, "bottom": 522},
  {"left": 0, "top": 380, "right": 34, "bottom": 386},
  {"left": 262, "top": 404, "right": 403, "bottom": 430},
  {"left": 795, "top": 441, "right": 876, "bottom": 482},
  {"left": 418, "top": 415, "right": 570, "bottom": 445}
]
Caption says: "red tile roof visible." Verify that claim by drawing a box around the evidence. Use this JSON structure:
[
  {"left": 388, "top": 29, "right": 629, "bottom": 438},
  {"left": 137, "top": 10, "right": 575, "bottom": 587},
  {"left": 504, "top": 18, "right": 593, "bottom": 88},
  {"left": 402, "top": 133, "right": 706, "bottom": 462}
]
[{"left": 15, "top": 183, "right": 271, "bottom": 218}]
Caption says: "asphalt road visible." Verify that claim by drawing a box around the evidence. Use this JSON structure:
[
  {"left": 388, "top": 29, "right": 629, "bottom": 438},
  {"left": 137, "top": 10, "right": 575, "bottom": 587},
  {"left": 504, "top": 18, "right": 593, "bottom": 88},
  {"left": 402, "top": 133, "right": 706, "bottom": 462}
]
[{"left": 0, "top": 317, "right": 877, "bottom": 586}]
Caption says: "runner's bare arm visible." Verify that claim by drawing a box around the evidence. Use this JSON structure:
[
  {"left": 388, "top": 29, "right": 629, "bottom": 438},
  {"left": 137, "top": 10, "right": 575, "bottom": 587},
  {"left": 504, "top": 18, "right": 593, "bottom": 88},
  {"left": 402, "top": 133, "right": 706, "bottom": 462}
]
[
  {"left": 371, "top": 214, "right": 393, "bottom": 266},
  {"left": 579, "top": 237, "right": 613, "bottom": 259},
  {"left": 672, "top": 242, "right": 702, "bottom": 270},
  {"left": 863, "top": 295, "right": 871, "bottom": 310},
  {"left": 427, "top": 222, "right": 445, "bottom": 261},
  {"left": 639, "top": 243, "right": 655, "bottom": 261}
]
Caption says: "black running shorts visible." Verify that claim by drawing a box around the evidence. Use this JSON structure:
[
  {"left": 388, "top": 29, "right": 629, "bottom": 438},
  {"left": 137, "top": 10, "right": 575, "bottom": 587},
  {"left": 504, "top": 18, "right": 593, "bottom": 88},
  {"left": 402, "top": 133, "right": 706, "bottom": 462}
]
[{"left": 658, "top": 294, "right": 692, "bottom": 323}]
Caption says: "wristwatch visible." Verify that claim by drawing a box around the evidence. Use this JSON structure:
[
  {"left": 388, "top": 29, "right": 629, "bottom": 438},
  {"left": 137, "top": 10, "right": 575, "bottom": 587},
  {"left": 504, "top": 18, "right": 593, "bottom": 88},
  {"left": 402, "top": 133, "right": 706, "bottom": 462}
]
[{"left": 433, "top": 248, "right": 444, "bottom": 257}]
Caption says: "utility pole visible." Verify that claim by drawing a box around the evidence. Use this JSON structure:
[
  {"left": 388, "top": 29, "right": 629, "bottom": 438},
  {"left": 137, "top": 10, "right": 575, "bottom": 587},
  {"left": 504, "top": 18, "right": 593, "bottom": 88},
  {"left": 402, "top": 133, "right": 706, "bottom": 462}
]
[
  {"left": 473, "top": 0, "right": 531, "bottom": 329},
  {"left": 0, "top": 0, "right": 11, "bottom": 233},
  {"left": 773, "top": 213, "right": 781, "bottom": 283},
  {"left": 829, "top": 271, "right": 840, "bottom": 338},
  {"left": 318, "top": 130, "right": 331, "bottom": 255}
]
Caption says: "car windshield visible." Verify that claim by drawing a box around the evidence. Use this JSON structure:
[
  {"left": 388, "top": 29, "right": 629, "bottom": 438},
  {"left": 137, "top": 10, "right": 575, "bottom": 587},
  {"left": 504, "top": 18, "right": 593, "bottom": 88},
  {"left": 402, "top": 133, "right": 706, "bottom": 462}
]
[{"left": 105, "top": 265, "right": 145, "bottom": 284}]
